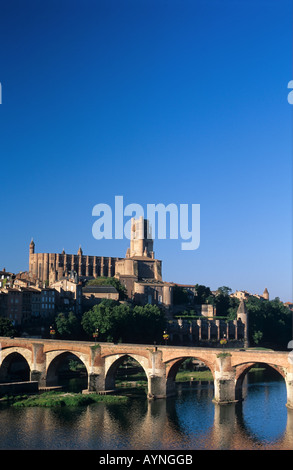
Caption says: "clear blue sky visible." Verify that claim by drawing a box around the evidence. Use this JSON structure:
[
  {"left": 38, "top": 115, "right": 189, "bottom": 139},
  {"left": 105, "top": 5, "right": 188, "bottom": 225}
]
[{"left": 0, "top": 0, "right": 292, "bottom": 301}]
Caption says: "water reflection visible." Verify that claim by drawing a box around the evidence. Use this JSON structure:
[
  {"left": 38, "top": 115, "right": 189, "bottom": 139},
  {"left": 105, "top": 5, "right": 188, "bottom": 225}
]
[{"left": 0, "top": 374, "right": 292, "bottom": 450}]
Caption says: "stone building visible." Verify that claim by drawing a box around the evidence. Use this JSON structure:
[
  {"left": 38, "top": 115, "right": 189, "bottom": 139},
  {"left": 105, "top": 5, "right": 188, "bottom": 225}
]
[
  {"left": 50, "top": 275, "right": 82, "bottom": 315},
  {"left": 28, "top": 217, "right": 173, "bottom": 310},
  {"left": 29, "top": 239, "right": 121, "bottom": 284},
  {"left": 82, "top": 285, "right": 119, "bottom": 310},
  {"left": 168, "top": 298, "right": 249, "bottom": 347},
  {"left": 231, "top": 288, "right": 269, "bottom": 301},
  {"left": 0, "top": 269, "right": 14, "bottom": 289},
  {"left": 0, "top": 287, "right": 40, "bottom": 326},
  {"left": 115, "top": 217, "right": 173, "bottom": 309}
]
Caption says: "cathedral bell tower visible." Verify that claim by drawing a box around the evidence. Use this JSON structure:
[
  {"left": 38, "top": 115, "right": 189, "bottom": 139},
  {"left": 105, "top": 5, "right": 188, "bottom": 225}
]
[
  {"left": 29, "top": 238, "right": 35, "bottom": 274},
  {"left": 29, "top": 238, "right": 35, "bottom": 255},
  {"left": 128, "top": 216, "right": 154, "bottom": 258}
]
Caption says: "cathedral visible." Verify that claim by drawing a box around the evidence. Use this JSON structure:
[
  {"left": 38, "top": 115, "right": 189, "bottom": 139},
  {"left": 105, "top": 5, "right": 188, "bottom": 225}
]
[{"left": 29, "top": 217, "right": 173, "bottom": 309}]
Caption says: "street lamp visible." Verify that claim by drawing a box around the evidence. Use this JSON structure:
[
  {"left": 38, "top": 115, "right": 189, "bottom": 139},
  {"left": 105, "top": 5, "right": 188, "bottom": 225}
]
[
  {"left": 93, "top": 328, "right": 99, "bottom": 342},
  {"left": 49, "top": 326, "right": 55, "bottom": 338},
  {"left": 220, "top": 333, "right": 227, "bottom": 348},
  {"left": 163, "top": 330, "right": 169, "bottom": 345}
]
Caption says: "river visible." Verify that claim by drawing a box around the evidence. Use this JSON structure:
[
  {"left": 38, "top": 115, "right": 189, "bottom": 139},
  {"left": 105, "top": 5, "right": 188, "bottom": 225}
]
[{"left": 0, "top": 368, "right": 292, "bottom": 451}]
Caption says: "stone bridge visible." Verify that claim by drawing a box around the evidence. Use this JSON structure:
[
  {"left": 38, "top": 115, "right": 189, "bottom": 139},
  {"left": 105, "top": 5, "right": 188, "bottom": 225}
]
[{"left": 0, "top": 337, "right": 292, "bottom": 408}]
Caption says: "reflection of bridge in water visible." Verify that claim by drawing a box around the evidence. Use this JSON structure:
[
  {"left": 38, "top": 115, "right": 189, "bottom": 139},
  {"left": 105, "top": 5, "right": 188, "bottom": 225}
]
[
  {"left": 0, "top": 337, "right": 293, "bottom": 409},
  {"left": 3, "top": 384, "right": 293, "bottom": 450},
  {"left": 140, "top": 396, "right": 293, "bottom": 450}
]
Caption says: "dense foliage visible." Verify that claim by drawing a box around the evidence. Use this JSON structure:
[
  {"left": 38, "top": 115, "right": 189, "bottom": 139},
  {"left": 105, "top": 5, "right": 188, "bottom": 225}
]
[
  {"left": 81, "top": 300, "right": 166, "bottom": 344},
  {"left": 173, "top": 283, "right": 292, "bottom": 349},
  {"left": 55, "top": 311, "right": 80, "bottom": 339},
  {"left": 0, "top": 318, "right": 17, "bottom": 337},
  {"left": 245, "top": 296, "right": 292, "bottom": 348}
]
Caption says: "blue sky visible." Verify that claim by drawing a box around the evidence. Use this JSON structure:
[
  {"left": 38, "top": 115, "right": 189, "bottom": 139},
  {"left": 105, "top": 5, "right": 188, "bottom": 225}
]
[{"left": 0, "top": 0, "right": 292, "bottom": 301}]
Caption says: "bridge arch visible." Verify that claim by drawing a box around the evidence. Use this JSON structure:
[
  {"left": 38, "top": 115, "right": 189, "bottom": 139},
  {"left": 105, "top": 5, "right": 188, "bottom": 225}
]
[
  {"left": 235, "top": 362, "right": 287, "bottom": 402},
  {"left": 46, "top": 351, "right": 89, "bottom": 388},
  {"left": 0, "top": 350, "right": 31, "bottom": 383},
  {"left": 104, "top": 354, "right": 149, "bottom": 391},
  {"left": 165, "top": 355, "right": 215, "bottom": 396}
]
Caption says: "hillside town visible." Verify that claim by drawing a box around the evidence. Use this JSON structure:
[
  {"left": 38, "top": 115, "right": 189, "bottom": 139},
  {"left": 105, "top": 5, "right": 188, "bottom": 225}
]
[{"left": 0, "top": 218, "right": 292, "bottom": 347}]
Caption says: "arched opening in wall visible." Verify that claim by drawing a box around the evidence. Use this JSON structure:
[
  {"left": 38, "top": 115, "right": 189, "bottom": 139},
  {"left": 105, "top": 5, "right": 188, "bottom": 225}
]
[
  {"left": 235, "top": 362, "right": 286, "bottom": 402},
  {"left": 0, "top": 353, "right": 30, "bottom": 383},
  {"left": 166, "top": 357, "right": 214, "bottom": 398},
  {"left": 46, "top": 352, "right": 88, "bottom": 392},
  {"left": 235, "top": 363, "right": 287, "bottom": 443},
  {"left": 105, "top": 355, "right": 148, "bottom": 396}
]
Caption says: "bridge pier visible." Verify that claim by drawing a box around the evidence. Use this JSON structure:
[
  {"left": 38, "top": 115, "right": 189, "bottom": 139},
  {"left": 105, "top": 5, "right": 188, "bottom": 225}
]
[
  {"left": 30, "top": 343, "right": 46, "bottom": 387},
  {"left": 88, "top": 372, "right": 106, "bottom": 392},
  {"left": 88, "top": 347, "right": 106, "bottom": 393},
  {"left": 286, "top": 372, "right": 293, "bottom": 409},
  {"left": 147, "top": 375, "right": 167, "bottom": 399},
  {"left": 213, "top": 371, "right": 237, "bottom": 404},
  {"left": 30, "top": 369, "right": 46, "bottom": 387},
  {"left": 213, "top": 353, "right": 238, "bottom": 405},
  {"left": 147, "top": 349, "right": 167, "bottom": 399}
]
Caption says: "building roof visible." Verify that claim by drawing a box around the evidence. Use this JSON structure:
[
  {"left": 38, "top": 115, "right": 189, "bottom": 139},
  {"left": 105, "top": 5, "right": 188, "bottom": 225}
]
[{"left": 82, "top": 286, "right": 118, "bottom": 294}]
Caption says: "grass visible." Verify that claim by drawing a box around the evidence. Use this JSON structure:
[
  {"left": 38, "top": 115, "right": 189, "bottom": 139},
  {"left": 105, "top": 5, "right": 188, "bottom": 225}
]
[
  {"left": 175, "top": 370, "right": 213, "bottom": 382},
  {"left": 3, "top": 369, "right": 215, "bottom": 407},
  {"left": 117, "top": 368, "right": 214, "bottom": 385},
  {"left": 11, "top": 391, "right": 129, "bottom": 408}
]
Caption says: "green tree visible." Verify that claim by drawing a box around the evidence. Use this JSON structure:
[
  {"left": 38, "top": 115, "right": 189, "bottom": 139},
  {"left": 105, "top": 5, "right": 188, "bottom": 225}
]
[
  {"left": 131, "top": 304, "right": 166, "bottom": 344},
  {"left": 0, "top": 318, "right": 17, "bottom": 337},
  {"left": 172, "top": 285, "right": 190, "bottom": 305},
  {"left": 55, "top": 311, "right": 80, "bottom": 339},
  {"left": 81, "top": 300, "right": 129, "bottom": 342},
  {"left": 194, "top": 284, "right": 213, "bottom": 304},
  {"left": 81, "top": 301, "right": 166, "bottom": 344},
  {"left": 246, "top": 296, "right": 292, "bottom": 349},
  {"left": 213, "top": 286, "right": 234, "bottom": 316},
  {"left": 216, "top": 286, "right": 232, "bottom": 296}
]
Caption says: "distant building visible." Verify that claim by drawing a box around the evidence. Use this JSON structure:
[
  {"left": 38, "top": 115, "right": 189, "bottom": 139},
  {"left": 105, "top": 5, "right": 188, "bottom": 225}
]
[
  {"left": 28, "top": 217, "right": 173, "bottom": 311},
  {"left": 236, "top": 299, "right": 249, "bottom": 347},
  {"left": 50, "top": 274, "right": 82, "bottom": 314},
  {"left": 231, "top": 288, "right": 269, "bottom": 301},
  {"left": 40, "top": 288, "right": 58, "bottom": 317},
  {"left": 0, "top": 287, "right": 40, "bottom": 326},
  {"left": 0, "top": 269, "right": 14, "bottom": 289},
  {"left": 284, "top": 302, "right": 293, "bottom": 311},
  {"left": 262, "top": 287, "right": 269, "bottom": 300},
  {"left": 115, "top": 217, "right": 173, "bottom": 309},
  {"left": 14, "top": 271, "right": 39, "bottom": 288},
  {"left": 82, "top": 285, "right": 119, "bottom": 310},
  {"left": 29, "top": 239, "right": 121, "bottom": 284}
]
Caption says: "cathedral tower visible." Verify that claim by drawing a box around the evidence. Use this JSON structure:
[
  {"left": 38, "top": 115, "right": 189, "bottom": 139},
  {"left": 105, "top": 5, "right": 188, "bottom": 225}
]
[{"left": 128, "top": 216, "right": 154, "bottom": 258}]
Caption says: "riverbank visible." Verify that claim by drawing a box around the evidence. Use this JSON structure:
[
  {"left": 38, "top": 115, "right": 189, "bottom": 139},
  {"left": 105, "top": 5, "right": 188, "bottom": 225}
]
[
  {"left": 1, "top": 391, "right": 129, "bottom": 408},
  {"left": 0, "top": 370, "right": 214, "bottom": 408}
]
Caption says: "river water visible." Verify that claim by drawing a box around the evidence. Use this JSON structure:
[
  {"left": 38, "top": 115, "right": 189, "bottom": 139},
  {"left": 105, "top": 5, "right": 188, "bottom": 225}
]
[{"left": 0, "top": 368, "right": 292, "bottom": 451}]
